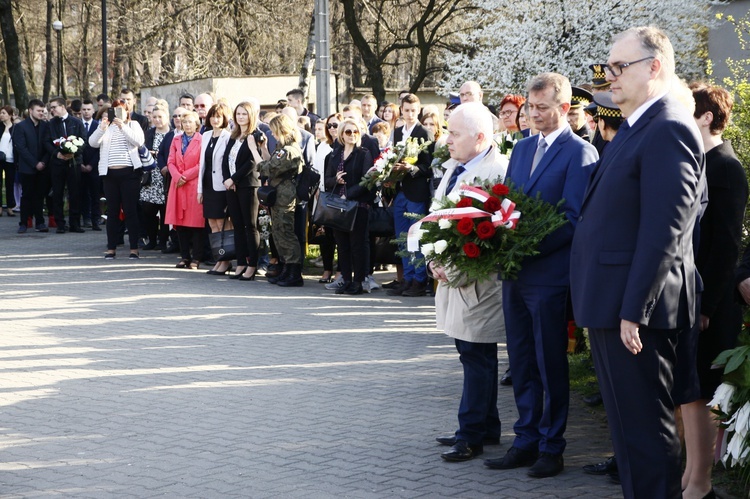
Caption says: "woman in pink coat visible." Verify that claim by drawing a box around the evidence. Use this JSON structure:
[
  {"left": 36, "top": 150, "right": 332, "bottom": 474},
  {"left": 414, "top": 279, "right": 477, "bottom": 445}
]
[{"left": 165, "top": 111, "right": 205, "bottom": 268}]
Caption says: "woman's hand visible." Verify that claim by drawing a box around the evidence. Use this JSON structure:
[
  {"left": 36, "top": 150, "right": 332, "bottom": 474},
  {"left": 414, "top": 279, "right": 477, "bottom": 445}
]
[
  {"left": 246, "top": 134, "right": 256, "bottom": 148},
  {"left": 336, "top": 170, "right": 347, "bottom": 185},
  {"left": 177, "top": 175, "right": 187, "bottom": 187},
  {"left": 223, "top": 178, "right": 235, "bottom": 191},
  {"left": 160, "top": 167, "right": 168, "bottom": 177},
  {"left": 99, "top": 117, "right": 109, "bottom": 130},
  {"left": 112, "top": 118, "right": 124, "bottom": 129},
  {"left": 197, "top": 193, "right": 203, "bottom": 204}
]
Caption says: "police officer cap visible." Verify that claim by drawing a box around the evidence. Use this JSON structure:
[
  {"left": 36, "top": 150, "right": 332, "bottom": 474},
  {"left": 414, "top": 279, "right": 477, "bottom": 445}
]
[
  {"left": 593, "top": 91, "right": 622, "bottom": 119},
  {"left": 571, "top": 87, "right": 594, "bottom": 109},
  {"left": 589, "top": 63, "right": 610, "bottom": 89}
]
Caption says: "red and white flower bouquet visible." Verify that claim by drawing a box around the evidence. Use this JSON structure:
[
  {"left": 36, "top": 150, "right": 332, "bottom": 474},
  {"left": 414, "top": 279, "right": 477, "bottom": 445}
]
[{"left": 407, "top": 179, "right": 567, "bottom": 286}]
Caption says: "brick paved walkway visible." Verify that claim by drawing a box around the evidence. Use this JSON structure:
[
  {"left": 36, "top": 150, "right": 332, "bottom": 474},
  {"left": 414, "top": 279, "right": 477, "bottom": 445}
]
[{"left": 0, "top": 215, "right": 621, "bottom": 498}]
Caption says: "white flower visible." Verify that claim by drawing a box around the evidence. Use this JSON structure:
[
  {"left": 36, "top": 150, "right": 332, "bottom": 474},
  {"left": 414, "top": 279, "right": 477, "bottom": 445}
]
[
  {"left": 429, "top": 200, "right": 442, "bottom": 212},
  {"left": 434, "top": 240, "right": 448, "bottom": 254},
  {"left": 709, "top": 382, "right": 735, "bottom": 414},
  {"left": 438, "top": 218, "right": 452, "bottom": 229},
  {"left": 421, "top": 243, "right": 435, "bottom": 256},
  {"left": 447, "top": 191, "right": 461, "bottom": 203},
  {"left": 735, "top": 402, "right": 750, "bottom": 438}
]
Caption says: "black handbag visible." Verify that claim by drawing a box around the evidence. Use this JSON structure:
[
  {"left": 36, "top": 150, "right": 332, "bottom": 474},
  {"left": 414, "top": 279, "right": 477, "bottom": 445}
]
[
  {"left": 313, "top": 192, "right": 358, "bottom": 232},
  {"left": 257, "top": 185, "right": 277, "bottom": 207},
  {"left": 208, "top": 218, "right": 236, "bottom": 261},
  {"left": 140, "top": 169, "right": 152, "bottom": 187},
  {"left": 368, "top": 205, "right": 394, "bottom": 237},
  {"left": 295, "top": 165, "right": 321, "bottom": 201}
]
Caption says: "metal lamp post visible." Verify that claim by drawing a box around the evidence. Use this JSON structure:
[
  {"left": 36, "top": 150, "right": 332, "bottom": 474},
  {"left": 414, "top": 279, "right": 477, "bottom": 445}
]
[{"left": 52, "top": 20, "right": 63, "bottom": 97}]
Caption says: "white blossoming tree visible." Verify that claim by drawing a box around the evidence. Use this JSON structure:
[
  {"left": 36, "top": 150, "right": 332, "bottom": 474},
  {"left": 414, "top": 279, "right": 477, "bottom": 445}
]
[{"left": 440, "top": 0, "right": 715, "bottom": 98}]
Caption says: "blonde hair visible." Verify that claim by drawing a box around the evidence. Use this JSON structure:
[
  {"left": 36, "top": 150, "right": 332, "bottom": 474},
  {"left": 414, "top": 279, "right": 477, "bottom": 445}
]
[
  {"left": 270, "top": 114, "right": 301, "bottom": 147},
  {"left": 337, "top": 118, "right": 362, "bottom": 147}
]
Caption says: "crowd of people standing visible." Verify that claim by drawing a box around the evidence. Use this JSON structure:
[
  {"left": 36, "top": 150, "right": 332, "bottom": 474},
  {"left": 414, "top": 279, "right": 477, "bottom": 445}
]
[{"left": 5, "top": 25, "right": 750, "bottom": 499}]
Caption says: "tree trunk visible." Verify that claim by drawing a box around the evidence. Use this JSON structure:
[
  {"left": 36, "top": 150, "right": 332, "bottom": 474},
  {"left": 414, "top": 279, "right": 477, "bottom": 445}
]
[
  {"left": 42, "top": 0, "right": 53, "bottom": 102},
  {"left": 0, "top": 0, "right": 28, "bottom": 108},
  {"left": 298, "top": 8, "right": 316, "bottom": 100},
  {"left": 339, "top": 0, "right": 386, "bottom": 102},
  {"left": 111, "top": 0, "right": 125, "bottom": 93},
  {"left": 14, "top": 0, "right": 36, "bottom": 96},
  {"left": 79, "top": 0, "right": 91, "bottom": 99}
]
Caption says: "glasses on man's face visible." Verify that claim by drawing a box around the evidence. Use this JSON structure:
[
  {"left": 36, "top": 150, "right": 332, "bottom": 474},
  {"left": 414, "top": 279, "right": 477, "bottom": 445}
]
[
  {"left": 499, "top": 109, "right": 516, "bottom": 118},
  {"left": 327, "top": 123, "right": 338, "bottom": 129},
  {"left": 459, "top": 91, "right": 474, "bottom": 99},
  {"left": 194, "top": 104, "right": 206, "bottom": 109},
  {"left": 343, "top": 129, "right": 360, "bottom": 136},
  {"left": 603, "top": 56, "right": 655, "bottom": 77}
]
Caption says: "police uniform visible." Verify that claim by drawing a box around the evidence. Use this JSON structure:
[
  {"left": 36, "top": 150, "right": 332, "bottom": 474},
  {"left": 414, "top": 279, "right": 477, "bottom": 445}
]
[
  {"left": 260, "top": 143, "right": 304, "bottom": 271},
  {"left": 588, "top": 63, "right": 611, "bottom": 92},
  {"left": 570, "top": 86, "right": 594, "bottom": 141}
]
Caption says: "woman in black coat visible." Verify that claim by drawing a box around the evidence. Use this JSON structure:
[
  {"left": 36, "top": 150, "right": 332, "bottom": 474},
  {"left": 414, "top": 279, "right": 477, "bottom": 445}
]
[
  {"left": 323, "top": 118, "right": 373, "bottom": 295},
  {"left": 679, "top": 84, "right": 748, "bottom": 499},
  {"left": 222, "top": 102, "right": 262, "bottom": 281}
]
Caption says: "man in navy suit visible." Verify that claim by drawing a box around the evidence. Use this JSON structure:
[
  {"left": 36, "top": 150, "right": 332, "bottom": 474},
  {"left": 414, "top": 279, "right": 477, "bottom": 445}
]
[
  {"left": 569, "top": 27, "right": 704, "bottom": 499},
  {"left": 13, "top": 99, "right": 50, "bottom": 233},
  {"left": 484, "top": 73, "right": 597, "bottom": 478},
  {"left": 79, "top": 99, "right": 101, "bottom": 230}
]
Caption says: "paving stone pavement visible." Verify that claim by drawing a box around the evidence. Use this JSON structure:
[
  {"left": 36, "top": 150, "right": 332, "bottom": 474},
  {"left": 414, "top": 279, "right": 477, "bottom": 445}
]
[{"left": 0, "top": 215, "right": 622, "bottom": 498}]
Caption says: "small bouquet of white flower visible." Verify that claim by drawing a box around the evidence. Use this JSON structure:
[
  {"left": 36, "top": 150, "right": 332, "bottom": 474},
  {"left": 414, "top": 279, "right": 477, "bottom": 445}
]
[
  {"left": 53, "top": 135, "right": 85, "bottom": 154},
  {"left": 359, "top": 137, "right": 432, "bottom": 191}
]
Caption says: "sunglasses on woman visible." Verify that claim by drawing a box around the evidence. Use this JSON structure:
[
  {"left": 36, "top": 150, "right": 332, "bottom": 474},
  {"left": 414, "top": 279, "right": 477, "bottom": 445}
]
[
  {"left": 326, "top": 123, "right": 338, "bottom": 129},
  {"left": 343, "top": 129, "right": 360, "bottom": 136}
]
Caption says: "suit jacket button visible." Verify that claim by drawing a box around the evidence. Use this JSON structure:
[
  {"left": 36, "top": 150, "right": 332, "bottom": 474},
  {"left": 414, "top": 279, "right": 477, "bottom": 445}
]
[{"left": 578, "top": 215, "right": 584, "bottom": 222}]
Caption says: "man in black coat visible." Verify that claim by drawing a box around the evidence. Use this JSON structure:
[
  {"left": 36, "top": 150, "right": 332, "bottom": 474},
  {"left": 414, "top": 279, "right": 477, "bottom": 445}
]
[
  {"left": 569, "top": 27, "right": 704, "bottom": 499},
  {"left": 79, "top": 99, "right": 101, "bottom": 230},
  {"left": 12, "top": 99, "right": 50, "bottom": 233},
  {"left": 387, "top": 93, "right": 433, "bottom": 297},
  {"left": 42, "top": 96, "right": 88, "bottom": 233}
]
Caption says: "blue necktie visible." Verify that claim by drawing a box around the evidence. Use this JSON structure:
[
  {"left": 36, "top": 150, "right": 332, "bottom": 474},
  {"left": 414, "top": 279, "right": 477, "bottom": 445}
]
[{"left": 446, "top": 165, "right": 465, "bottom": 194}]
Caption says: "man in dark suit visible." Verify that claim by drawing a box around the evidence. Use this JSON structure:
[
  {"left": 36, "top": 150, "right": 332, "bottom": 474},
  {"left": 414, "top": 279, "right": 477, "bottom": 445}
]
[
  {"left": 120, "top": 88, "right": 149, "bottom": 132},
  {"left": 386, "top": 93, "right": 433, "bottom": 297},
  {"left": 569, "top": 27, "right": 704, "bottom": 499},
  {"left": 42, "top": 96, "right": 88, "bottom": 233},
  {"left": 13, "top": 99, "right": 50, "bottom": 233},
  {"left": 484, "top": 73, "right": 598, "bottom": 478},
  {"left": 79, "top": 99, "right": 101, "bottom": 230},
  {"left": 360, "top": 94, "right": 383, "bottom": 134}
]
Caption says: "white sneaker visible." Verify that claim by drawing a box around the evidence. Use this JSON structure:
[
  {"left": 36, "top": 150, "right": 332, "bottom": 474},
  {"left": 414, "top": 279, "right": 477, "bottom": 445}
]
[
  {"left": 367, "top": 275, "right": 380, "bottom": 291},
  {"left": 362, "top": 279, "right": 371, "bottom": 293},
  {"left": 325, "top": 275, "right": 345, "bottom": 290}
]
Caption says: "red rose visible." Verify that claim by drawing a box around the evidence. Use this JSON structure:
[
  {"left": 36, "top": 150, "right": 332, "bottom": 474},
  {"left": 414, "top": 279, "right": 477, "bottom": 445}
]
[
  {"left": 463, "top": 242, "right": 481, "bottom": 258},
  {"left": 492, "top": 184, "right": 510, "bottom": 196},
  {"left": 456, "top": 217, "right": 474, "bottom": 235},
  {"left": 456, "top": 197, "right": 473, "bottom": 208},
  {"left": 476, "top": 221, "right": 496, "bottom": 240},
  {"left": 484, "top": 197, "right": 502, "bottom": 213}
]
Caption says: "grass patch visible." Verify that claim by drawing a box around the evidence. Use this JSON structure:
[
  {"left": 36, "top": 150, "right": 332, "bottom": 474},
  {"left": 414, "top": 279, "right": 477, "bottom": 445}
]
[{"left": 568, "top": 351, "right": 600, "bottom": 401}]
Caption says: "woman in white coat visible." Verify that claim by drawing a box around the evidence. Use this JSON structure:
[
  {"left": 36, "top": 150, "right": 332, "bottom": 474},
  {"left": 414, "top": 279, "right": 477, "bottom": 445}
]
[{"left": 198, "top": 102, "right": 233, "bottom": 275}]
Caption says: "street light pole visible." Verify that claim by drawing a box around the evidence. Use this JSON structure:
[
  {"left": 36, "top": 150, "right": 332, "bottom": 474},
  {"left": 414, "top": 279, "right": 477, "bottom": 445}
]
[
  {"left": 101, "top": 0, "right": 107, "bottom": 96},
  {"left": 52, "top": 20, "right": 63, "bottom": 97}
]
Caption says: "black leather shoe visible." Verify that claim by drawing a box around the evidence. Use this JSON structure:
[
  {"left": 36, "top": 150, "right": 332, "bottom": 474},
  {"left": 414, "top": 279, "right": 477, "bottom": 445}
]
[
  {"left": 436, "top": 434, "right": 500, "bottom": 446},
  {"left": 484, "top": 446, "right": 538, "bottom": 469},
  {"left": 583, "top": 392, "right": 603, "bottom": 407},
  {"left": 527, "top": 452, "right": 564, "bottom": 478},
  {"left": 386, "top": 279, "right": 412, "bottom": 296},
  {"left": 344, "top": 282, "right": 363, "bottom": 295},
  {"left": 69, "top": 226, "right": 86, "bottom": 233},
  {"left": 91, "top": 224, "right": 102, "bottom": 231},
  {"left": 582, "top": 455, "right": 617, "bottom": 475},
  {"left": 440, "top": 440, "right": 483, "bottom": 462},
  {"left": 56, "top": 227, "right": 66, "bottom": 234},
  {"left": 500, "top": 368, "right": 512, "bottom": 386}
]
